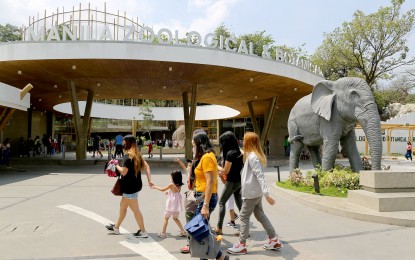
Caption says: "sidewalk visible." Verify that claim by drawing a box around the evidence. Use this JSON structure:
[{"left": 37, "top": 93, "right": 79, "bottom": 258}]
[{"left": 0, "top": 154, "right": 414, "bottom": 259}]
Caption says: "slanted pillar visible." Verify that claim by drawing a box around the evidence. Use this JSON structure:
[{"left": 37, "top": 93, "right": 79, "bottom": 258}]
[
  {"left": 68, "top": 81, "right": 94, "bottom": 160},
  {"left": 247, "top": 101, "right": 260, "bottom": 136},
  {"left": 82, "top": 89, "right": 95, "bottom": 157},
  {"left": 0, "top": 108, "right": 16, "bottom": 132},
  {"left": 69, "top": 81, "right": 85, "bottom": 159},
  {"left": 183, "top": 84, "right": 198, "bottom": 160},
  {"left": 260, "top": 97, "right": 278, "bottom": 146}
]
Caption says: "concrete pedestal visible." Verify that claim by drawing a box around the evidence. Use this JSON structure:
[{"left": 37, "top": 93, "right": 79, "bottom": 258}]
[{"left": 348, "top": 171, "right": 415, "bottom": 212}]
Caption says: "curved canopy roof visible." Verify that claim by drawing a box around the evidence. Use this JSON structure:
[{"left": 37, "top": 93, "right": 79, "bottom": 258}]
[
  {"left": 54, "top": 102, "right": 240, "bottom": 120},
  {"left": 0, "top": 41, "right": 324, "bottom": 117}
]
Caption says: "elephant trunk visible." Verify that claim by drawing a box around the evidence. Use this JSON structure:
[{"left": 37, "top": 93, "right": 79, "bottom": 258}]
[{"left": 357, "top": 104, "right": 382, "bottom": 170}]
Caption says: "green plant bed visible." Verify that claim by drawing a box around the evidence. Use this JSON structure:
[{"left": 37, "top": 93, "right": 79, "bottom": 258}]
[
  {"left": 276, "top": 181, "right": 349, "bottom": 198},
  {"left": 276, "top": 164, "right": 361, "bottom": 198}
]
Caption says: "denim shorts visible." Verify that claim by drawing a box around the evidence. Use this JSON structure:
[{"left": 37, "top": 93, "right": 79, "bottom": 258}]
[{"left": 122, "top": 192, "right": 138, "bottom": 199}]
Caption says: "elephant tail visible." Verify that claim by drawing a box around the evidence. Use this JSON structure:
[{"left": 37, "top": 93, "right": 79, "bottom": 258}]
[{"left": 288, "top": 135, "right": 303, "bottom": 143}]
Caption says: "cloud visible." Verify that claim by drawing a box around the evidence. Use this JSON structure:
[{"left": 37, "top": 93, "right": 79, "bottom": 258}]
[
  {"left": 188, "top": 0, "right": 215, "bottom": 8},
  {"left": 154, "top": 0, "right": 239, "bottom": 39}
]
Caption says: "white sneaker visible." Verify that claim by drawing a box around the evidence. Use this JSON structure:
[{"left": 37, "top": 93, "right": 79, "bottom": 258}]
[
  {"left": 134, "top": 230, "right": 148, "bottom": 238},
  {"left": 105, "top": 224, "right": 120, "bottom": 235},
  {"left": 263, "top": 237, "right": 282, "bottom": 250},
  {"left": 227, "top": 242, "right": 247, "bottom": 255}
]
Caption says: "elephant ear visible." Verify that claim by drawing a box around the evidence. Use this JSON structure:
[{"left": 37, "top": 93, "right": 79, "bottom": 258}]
[{"left": 311, "top": 80, "right": 335, "bottom": 121}]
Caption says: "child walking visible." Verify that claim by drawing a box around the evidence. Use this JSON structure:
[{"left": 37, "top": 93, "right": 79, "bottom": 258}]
[{"left": 152, "top": 169, "right": 187, "bottom": 238}]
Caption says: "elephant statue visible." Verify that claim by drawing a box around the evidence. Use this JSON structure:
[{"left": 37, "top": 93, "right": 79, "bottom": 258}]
[{"left": 288, "top": 77, "right": 382, "bottom": 172}]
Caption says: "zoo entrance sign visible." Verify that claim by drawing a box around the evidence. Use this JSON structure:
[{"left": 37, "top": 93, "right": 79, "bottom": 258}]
[{"left": 24, "top": 25, "right": 322, "bottom": 76}]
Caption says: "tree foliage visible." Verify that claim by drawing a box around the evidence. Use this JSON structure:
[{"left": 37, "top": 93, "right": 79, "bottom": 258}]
[
  {"left": 213, "top": 24, "right": 309, "bottom": 60},
  {"left": 238, "top": 30, "right": 274, "bottom": 56},
  {"left": 138, "top": 100, "right": 155, "bottom": 138},
  {"left": 375, "top": 75, "right": 415, "bottom": 109},
  {"left": 311, "top": 0, "right": 415, "bottom": 86},
  {"left": 0, "top": 23, "right": 21, "bottom": 42}
]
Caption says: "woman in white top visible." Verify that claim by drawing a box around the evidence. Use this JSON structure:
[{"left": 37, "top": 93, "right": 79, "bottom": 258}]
[{"left": 227, "top": 132, "right": 282, "bottom": 255}]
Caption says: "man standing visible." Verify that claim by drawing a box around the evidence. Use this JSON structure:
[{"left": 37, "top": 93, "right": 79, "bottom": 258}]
[
  {"left": 137, "top": 136, "right": 143, "bottom": 152},
  {"left": 92, "top": 134, "right": 103, "bottom": 158},
  {"left": 115, "top": 132, "right": 124, "bottom": 158},
  {"left": 283, "top": 135, "right": 290, "bottom": 157}
]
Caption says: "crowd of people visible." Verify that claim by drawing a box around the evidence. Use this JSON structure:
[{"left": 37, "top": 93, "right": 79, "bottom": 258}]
[
  {"left": 104, "top": 130, "right": 281, "bottom": 259},
  {"left": 4, "top": 134, "right": 63, "bottom": 159}
]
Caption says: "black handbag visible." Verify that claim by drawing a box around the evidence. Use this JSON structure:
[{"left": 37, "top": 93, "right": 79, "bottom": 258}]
[{"left": 111, "top": 177, "right": 122, "bottom": 196}]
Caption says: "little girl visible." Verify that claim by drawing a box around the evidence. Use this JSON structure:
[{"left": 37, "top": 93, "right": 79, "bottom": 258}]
[{"left": 152, "top": 169, "right": 187, "bottom": 238}]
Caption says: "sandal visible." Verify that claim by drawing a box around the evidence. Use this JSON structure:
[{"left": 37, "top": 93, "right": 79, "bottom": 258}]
[
  {"left": 180, "top": 245, "right": 190, "bottom": 254},
  {"left": 179, "top": 230, "right": 187, "bottom": 237},
  {"left": 157, "top": 232, "right": 166, "bottom": 238}
]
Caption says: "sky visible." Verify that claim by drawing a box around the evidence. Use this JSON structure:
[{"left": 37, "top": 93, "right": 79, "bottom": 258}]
[{"left": 0, "top": 0, "right": 414, "bottom": 57}]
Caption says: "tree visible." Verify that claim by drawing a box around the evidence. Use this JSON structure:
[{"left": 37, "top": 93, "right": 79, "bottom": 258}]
[
  {"left": 312, "top": 0, "right": 415, "bottom": 86},
  {"left": 238, "top": 30, "right": 274, "bottom": 57},
  {"left": 274, "top": 44, "right": 309, "bottom": 62},
  {"left": 0, "top": 23, "right": 21, "bottom": 42},
  {"left": 138, "top": 100, "right": 155, "bottom": 140}
]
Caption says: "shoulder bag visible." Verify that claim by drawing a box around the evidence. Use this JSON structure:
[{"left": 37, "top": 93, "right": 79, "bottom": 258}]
[
  {"left": 184, "top": 191, "right": 205, "bottom": 213},
  {"left": 111, "top": 176, "right": 122, "bottom": 196}
]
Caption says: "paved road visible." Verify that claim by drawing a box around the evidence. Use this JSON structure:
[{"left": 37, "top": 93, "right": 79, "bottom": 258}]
[{"left": 0, "top": 161, "right": 414, "bottom": 259}]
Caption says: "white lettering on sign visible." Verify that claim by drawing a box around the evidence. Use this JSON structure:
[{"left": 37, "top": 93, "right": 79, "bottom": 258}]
[
  {"left": 99, "top": 25, "right": 113, "bottom": 41},
  {"left": 23, "top": 25, "right": 323, "bottom": 76},
  {"left": 157, "top": 28, "right": 173, "bottom": 44},
  {"left": 187, "top": 31, "right": 202, "bottom": 46},
  {"left": 123, "top": 25, "right": 135, "bottom": 41},
  {"left": 225, "top": 36, "right": 237, "bottom": 52}
]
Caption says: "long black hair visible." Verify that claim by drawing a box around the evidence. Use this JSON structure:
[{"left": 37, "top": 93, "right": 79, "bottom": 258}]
[
  {"left": 193, "top": 130, "right": 214, "bottom": 160},
  {"left": 171, "top": 169, "right": 184, "bottom": 186},
  {"left": 219, "top": 131, "right": 240, "bottom": 165}
]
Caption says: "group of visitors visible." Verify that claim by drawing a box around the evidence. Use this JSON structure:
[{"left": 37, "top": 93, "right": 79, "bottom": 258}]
[
  {"left": 104, "top": 130, "right": 281, "bottom": 258},
  {"left": 14, "top": 134, "right": 62, "bottom": 158}
]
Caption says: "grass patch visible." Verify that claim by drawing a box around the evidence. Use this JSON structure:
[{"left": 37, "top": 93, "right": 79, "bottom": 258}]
[{"left": 276, "top": 181, "right": 349, "bottom": 198}]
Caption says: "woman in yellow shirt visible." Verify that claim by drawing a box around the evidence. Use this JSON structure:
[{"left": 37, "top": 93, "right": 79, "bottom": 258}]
[{"left": 192, "top": 130, "right": 228, "bottom": 260}]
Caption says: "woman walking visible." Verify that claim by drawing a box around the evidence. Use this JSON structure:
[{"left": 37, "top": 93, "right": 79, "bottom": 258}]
[
  {"left": 215, "top": 131, "right": 243, "bottom": 235},
  {"left": 105, "top": 135, "right": 154, "bottom": 238},
  {"left": 227, "top": 132, "right": 281, "bottom": 255},
  {"left": 405, "top": 141, "right": 412, "bottom": 161},
  {"left": 190, "top": 130, "right": 228, "bottom": 260}
]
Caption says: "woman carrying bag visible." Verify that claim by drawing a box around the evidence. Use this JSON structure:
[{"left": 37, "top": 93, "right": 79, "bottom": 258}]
[
  {"left": 190, "top": 130, "right": 229, "bottom": 260},
  {"left": 105, "top": 135, "right": 154, "bottom": 238}
]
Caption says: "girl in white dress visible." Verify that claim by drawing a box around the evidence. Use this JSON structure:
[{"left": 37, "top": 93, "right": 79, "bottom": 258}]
[{"left": 152, "top": 170, "right": 187, "bottom": 238}]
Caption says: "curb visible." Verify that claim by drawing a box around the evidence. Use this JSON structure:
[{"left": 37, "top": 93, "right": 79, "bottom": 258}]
[{"left": 271, "top": 183, "right": 415, "bottom": 227}]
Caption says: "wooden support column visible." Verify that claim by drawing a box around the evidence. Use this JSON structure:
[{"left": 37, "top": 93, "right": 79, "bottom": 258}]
[
  {"left": 0, "top": 108, "right": 16, "bottom": 132},
  {"left": 260, "top": 97, "right": 278, "bottom": 146},
  {"left": 183, "top": 92, "right": 191, "bottom": 160},
  {"left": 68, "top": 80, "right": 86, "bottom": 160},
  {"left": 80, "top": 89, "right": 95, "bottom": 157},
  {"left": 132, "top": 120, "right": 137, "bottom": 136},
  {"left": 247, "top": 101, "right": 260, "bottom": 136},
  {"left": 387, "top": 129, "right": 392, "bottom": 156},
  {"left": 82, "top": 89, "right": 94, "bottom": 135},
  {"left": 183, "top": 84, "right": 198, "bottom": 160}
]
